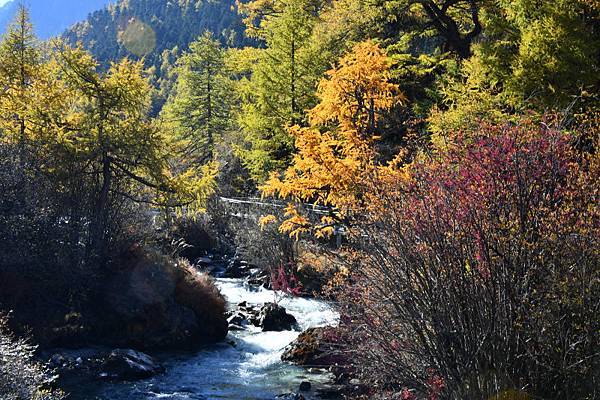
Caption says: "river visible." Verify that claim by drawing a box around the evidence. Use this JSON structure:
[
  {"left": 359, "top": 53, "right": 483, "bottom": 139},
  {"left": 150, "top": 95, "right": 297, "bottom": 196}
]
[{"left": 65, "top": 277, "right": 339, "bottom": 399}]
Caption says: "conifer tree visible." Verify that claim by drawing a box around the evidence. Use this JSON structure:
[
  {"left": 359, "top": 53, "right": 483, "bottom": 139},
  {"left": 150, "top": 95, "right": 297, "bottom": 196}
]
[
  {"left": 54, "top": 44, "right": 217, "bottom": 264},
  {"left": 236, "top": 0, "right": 327, "bottom": 181},
  {"left": 162, "top": 32, "right": 232, "bottom": 165},
  {"left": 262, "top": 41, "right": 405, "bottom": 238},
  {"left": 0, "top": 6, "right": 39, "bottom": 152}
]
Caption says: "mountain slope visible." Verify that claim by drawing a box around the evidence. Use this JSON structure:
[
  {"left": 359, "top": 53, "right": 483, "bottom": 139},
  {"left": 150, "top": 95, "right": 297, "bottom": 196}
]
[
  {"left": 63, "top": 0, "right": 253, "bottom": 70},
  {"left": 0, "top": 0, "right": 111, "bottom": 39}
]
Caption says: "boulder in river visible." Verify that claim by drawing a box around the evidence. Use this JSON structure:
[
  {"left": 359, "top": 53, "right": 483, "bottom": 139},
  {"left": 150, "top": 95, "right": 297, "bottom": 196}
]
[
  {"left": 102, "top": 248, "right": 228, "bottom": 349},
  {"left": 48, "top": 348, "right": 164, "bottom": 388},
  {"left": 281, "top": 327, "right": 342, "bottom": 367},
  {"left": 99, "top": 349, "right": 165, "bottom": 381},
  {"left": 223, "top": 258, "right": 255, "bottom": 278},
  {"left": 258, "top": 302, "right": 298, "bottom": 331}
]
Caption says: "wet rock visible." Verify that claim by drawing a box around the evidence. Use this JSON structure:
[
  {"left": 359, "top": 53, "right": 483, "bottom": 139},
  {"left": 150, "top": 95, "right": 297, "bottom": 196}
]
[
  {"left": 223, "top": 258, "right": 254, "bottom": 278},
  {"left": 258, "top": 302, "right": 298, "bottom": 331},
  {"left": 281, "top": 327, "right": 343, "bottom": 367},
  {"left": 227, "top": 302, "right": 263, "bottom": 331},
  {"left": 99, "top": 349, "right": 164, "bottom": 381},
  {"left": 228, "top": 324, "right": 245, "bottom": 331},
  {"left": 315, "top": 385, "right": 346, "bottom": 399},
  {"left": 299, "top": 381, "right": 312, "bottom": 392},
  {"left": 246, "top": 269, "right": 270, "bottom": 288},
  {"left": 227, "top": 312, "right": 248, "bottom": 327},
  {"left": 49, "top": 353, "right": 69, "bottom": 368},
  {"left": 349, "top": 378, "right": 361, "bottom": 386}
]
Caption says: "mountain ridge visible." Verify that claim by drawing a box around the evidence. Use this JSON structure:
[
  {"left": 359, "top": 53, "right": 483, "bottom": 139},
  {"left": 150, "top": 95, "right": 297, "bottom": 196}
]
[{"left": 62, "top": 0, "right": 253, "bottom": 70}]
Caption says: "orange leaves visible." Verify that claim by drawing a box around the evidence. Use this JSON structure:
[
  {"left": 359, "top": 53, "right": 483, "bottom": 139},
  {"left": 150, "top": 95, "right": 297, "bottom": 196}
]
[
  {"left": 258, "top": 214, "right": 278, "bottom": 229},
  {"left": 261, "top": 41, "right": 406, "bottom": 240},
  {"left": 311, "top": 40, "right": 405, "bottom": 137},
  {"left": 279, "top": 204, "right": 311, "bottom": 240},
  {"left": 260, "top": 41, "right": 409, "bottom": 238}
]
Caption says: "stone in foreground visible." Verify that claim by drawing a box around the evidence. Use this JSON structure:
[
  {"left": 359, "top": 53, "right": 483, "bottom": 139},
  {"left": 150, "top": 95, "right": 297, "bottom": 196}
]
[{"left": 258, "top": 302, "right": 298, "bottom": 331}]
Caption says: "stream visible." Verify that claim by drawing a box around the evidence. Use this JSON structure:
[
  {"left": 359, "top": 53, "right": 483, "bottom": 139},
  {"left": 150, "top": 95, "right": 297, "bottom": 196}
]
[{"left": 65, "top": 277, "right": 339, "bottom": 399}]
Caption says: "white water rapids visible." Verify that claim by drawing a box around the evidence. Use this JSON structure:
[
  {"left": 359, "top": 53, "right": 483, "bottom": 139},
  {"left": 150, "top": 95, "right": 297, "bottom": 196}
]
[{"left": 67, "top": 278, "right": 339, "bottom": 399}]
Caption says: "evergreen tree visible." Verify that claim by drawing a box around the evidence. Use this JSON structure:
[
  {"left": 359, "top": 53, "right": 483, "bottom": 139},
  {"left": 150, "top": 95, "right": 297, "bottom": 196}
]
[
  {"left": 0, "top": 6, "right": 39, "bottom": 149},
  {"left": 235, "top": 0, "right": 327, "bottom": 181},
  {"left": 162, "top": 32, "right": 232, "bottom": 165},
  {"left": 61, "top": 45, "right": 213, "bottom": 262}
]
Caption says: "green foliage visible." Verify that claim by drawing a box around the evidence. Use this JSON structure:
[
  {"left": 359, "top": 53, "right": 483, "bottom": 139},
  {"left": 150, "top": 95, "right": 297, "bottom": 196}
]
[
  {"left": 162, "top": 32, "right": 233, "bottom": 165},
  {"left": 234, "top": 0, "right": 329, "bottom": 182},
  {"left": 0, "top": 9, "right": 217, "bottom": 266},
  {"left": 429, "top": 0, "right": 599, "bottom": 138}
]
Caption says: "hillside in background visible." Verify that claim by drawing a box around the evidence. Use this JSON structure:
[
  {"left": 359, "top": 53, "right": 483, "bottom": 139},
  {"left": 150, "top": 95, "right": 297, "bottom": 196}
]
[
  {"left": 0, "top": 0, "right": 111, "bottom": 39},
  {"left": 63, "top": 0, "right": 253, "bottom": 70}
]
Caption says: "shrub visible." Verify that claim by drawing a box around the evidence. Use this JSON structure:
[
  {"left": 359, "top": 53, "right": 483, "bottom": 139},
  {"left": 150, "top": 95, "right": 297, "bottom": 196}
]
[
  {"left": 0, "top": 315, "right": 65, "bottom": 400},
  {"left": 342, "top": 121, "right": 599, "bottom": 399},
  {"left": 173, "top": 259, "right": 228, "bottom": 341}
]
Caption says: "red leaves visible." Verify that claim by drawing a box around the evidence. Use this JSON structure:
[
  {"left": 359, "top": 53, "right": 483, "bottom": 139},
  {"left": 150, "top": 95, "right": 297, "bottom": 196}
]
[
  {"left": 426, "top": 369, "right": 446, "bottom": 400},
  {"left": 373, "top": 122, "right": 576, "bottom": 278},
  {"left": 270, "top": 263, "right": 303, "bottom": 297}
]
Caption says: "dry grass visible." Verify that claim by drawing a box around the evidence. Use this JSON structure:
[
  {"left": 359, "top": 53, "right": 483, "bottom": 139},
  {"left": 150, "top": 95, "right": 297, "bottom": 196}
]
[{"left": 172, "top": 259, "right": 228, "bottom": 341}]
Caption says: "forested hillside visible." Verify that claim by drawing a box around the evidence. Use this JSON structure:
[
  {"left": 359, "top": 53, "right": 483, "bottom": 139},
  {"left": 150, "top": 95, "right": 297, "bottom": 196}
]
[
  {"left": 63, "top": 0, "right": 252, "bottom": 70},
  {"left": 0, "top": 0, "right": 110, "bottom": 39}
]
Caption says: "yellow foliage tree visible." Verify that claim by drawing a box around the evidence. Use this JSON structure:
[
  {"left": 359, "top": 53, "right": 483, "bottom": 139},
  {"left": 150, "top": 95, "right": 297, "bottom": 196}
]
[{"left": 262, "top": 41, "right": 405, "bottom": 238}]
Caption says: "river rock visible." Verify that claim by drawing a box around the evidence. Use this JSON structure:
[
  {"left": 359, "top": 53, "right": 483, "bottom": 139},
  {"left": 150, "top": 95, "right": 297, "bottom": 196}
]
[
  {"left": 102, "top": 248, "right": 228, "bottom": 349},
  {"left": 246, "top": 269, "right": 271, "bottom": 288},
  {"left": 299, "top": 381, "right": 312, "bottom": 391},
  {"left": 99, "top": 349, "right": 164, "bottom": 381},
  {"left": 227, "top": 312, "right": 248, "bottom": 327},
  {"left": 281, "top": 327, "right": 342, "bottom": 367},
  {"left": 258, "top": 302, "right": 298, "bottom": 331},
  {"left": 223, "top": 258, "right": 254, "bottom": 278}
]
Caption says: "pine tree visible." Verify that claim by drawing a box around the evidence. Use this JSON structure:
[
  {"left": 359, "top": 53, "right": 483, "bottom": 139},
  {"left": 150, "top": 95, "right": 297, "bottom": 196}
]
[
  {"left": 0, "top": 6, "right": 39, "bottom": 151},
  {"left": 236, "top": 0, "right": 327, "bottom": 181},
  {"left": 162, "top": 32, "right": 232, "bottom": 165},
  {"left": 54, "top": 44, "right": 217, "bottom": 264}
]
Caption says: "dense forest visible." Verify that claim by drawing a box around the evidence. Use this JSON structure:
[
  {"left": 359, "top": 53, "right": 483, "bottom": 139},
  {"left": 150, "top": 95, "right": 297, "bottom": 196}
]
[
  {"left": 0, "top": 0, "right": 598, "bottom": 399},
  {"left": 63, "top": 0, "right": 254, "bottom": 112}
]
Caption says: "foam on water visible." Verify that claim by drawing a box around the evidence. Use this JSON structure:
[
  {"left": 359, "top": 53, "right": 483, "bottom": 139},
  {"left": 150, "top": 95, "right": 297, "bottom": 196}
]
[{"left": 67, "top": 278, "right": 339, "bottom": 399}]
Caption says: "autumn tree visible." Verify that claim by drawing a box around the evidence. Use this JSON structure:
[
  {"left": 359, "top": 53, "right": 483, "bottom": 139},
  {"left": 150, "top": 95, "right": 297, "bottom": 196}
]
[
  {"left": 46, "top": 44, "right": 216, "bottom": 264},
  {"left": 0, "top": 6, "right": 39, "bottom": 164},
  {"left": 262, "top": 41, "right": 405, "bottom": 238}
]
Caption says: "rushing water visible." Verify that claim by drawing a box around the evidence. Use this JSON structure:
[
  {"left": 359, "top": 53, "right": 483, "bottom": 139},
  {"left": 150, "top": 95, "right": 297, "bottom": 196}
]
[{"left": 66, "top": 278, "right": 339, "bottom": 399}]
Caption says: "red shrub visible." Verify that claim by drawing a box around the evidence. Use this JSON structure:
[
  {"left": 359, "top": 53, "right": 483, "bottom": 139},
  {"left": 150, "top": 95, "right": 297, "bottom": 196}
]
[
  {"left": 341, "top": 121, "right": 599, "bottom": 399},
  {"left": 271, "top": 263, "right": 303, "bottom": 298}
]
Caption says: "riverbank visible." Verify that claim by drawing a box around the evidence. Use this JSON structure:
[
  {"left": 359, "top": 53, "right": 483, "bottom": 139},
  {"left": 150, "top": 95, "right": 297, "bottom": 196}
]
[{"left": 56, "top": 276, "right": 340, "bottom": 399}]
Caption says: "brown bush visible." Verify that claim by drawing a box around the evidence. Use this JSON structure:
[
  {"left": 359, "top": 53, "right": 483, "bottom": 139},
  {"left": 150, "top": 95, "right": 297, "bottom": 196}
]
[{"left": 173, "top": 259, "right": 228, "bottom": 342}]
